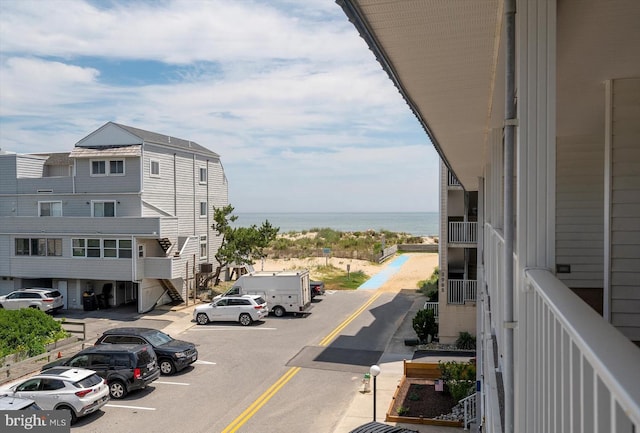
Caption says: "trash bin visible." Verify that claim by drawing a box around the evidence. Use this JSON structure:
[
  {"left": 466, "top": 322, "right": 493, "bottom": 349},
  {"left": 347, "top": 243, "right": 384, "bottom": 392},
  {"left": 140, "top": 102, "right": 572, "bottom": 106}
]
[{"left": 83, "top": 292, "right": 97, "bottom": 311}]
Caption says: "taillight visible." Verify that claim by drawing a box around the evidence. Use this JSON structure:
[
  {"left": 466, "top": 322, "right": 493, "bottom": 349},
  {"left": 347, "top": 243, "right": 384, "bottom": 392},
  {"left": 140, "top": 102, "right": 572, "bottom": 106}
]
[
  {"left": 133, "top": 368, "right": 141, "bottom": 379},
  {"left": 254, "top": 305, "right": 263, "bottom": 309},
  {"left": 43, "top": 298, "right": 54, "bottom": 302},
  {"left": 75, "top": 389, "right": 92, "bottom": 397}
]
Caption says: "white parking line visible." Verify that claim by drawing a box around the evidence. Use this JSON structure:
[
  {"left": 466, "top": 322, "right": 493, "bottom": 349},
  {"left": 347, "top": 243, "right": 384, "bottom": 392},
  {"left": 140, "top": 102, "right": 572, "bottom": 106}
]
[
  {"left": 195, "top": 360, "right": 216, "bottom": 365},
  {"left": 189, "top": 327, "right": 277, "bottom": 331},
  {"left": 106, "top": 404, "right": 156, "bottom": 410},
  {"left": 153, "top": 381, "right": 190, "bottom": 385}
]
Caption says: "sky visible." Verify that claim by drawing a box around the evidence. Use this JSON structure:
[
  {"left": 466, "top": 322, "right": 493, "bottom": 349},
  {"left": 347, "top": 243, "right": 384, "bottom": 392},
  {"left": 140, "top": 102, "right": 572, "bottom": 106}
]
[{"left": 0, "top": 0, "right": 440, "bottom": 213}]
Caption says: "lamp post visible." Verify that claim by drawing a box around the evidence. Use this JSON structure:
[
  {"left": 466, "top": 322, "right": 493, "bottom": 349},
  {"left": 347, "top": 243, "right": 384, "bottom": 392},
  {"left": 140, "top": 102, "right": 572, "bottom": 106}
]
[{"left": 370, "top": 364, "right": 381, "bottom": 421}]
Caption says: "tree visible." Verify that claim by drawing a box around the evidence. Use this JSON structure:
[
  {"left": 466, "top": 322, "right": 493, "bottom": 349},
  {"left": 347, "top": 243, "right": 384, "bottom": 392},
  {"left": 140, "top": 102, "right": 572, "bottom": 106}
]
[{"left": 210, "top": 205, "right": 279, "bottom": 286}]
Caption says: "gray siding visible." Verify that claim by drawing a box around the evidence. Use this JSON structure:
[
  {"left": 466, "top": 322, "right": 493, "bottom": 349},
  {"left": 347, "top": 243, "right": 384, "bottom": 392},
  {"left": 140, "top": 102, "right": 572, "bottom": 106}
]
[
  {"left": 15, "top": 155, "right": 47, "bottom": 178},
  {"left": 73, "top": 157, "right": 141, "bottom": 194},
  {"left": 0, "top": 155, "right": 18, "bottom": 195},
  {"left": 142, "top": 146, "right": 178, "bottom": 216},
  {"left": 610, "top": 78, "right": 640, "bottom": 340},
  {"left": 555, "top": 134, "right": 604, "bottom": 288}
]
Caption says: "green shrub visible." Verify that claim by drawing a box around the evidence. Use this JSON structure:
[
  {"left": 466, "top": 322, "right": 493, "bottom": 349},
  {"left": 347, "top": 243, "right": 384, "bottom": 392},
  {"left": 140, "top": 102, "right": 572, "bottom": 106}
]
[
  {"left": 397, "top": 406, "right": 410, "bottom": 416},
  {"left": 439, "top": 361, "right": 476, "bottom": 401},
  {"left": 412, "top": 309, "right": 438, "bottom": 342},
  {"left": 456, "top": 331, "right": 476, "bottom": 350},
  {"left": 0, "top": 309, "right": 69, "bottom": 359},
  {"left": 418, "top": 267, "right": 439, "bottom": 301}
]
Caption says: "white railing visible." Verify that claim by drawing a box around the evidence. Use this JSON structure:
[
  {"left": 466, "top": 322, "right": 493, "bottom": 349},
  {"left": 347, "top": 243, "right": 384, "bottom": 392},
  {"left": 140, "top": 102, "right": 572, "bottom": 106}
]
[
  {"left": 482, "top": 222, "right": 640, "bottom": 432},
  {"left": 461, "top": 392, "right": 477, "bottom": 430},
  {"left": 448, "top": 171, "right": 461, "bottom": 186},
  {"left": 523, "top": 269, "right": 640, "bottom": 433},
  {"left": 449, "top": 221, "right": 478, "bottom": 243},
  {"left": 423, "top": 301, "right": 439, "bottom": 320},
  {"left": 448, "top": 280, "right": 477, "bottom": 304}
]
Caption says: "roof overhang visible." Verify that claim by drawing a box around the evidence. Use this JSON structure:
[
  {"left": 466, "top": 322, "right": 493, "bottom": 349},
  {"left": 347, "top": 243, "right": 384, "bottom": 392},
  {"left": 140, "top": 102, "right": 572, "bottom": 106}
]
[{"left": 338, "top": 0, "right": 640, "bottom": 191}]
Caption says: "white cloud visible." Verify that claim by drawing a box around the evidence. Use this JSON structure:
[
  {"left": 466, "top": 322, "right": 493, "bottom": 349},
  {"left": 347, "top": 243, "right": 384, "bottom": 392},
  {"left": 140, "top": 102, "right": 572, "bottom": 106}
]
[{"left": 0, "top": 0, "right": 440, "bottom": 212}]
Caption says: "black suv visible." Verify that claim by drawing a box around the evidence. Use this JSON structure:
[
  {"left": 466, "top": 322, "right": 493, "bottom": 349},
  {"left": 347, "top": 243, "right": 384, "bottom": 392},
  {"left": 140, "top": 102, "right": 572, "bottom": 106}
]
[
  {"left": 95, "top": 327, "right": 198, "bottom": 375},
  {"left": 43, "top": 344, "right": 160, "bottom": 399}
]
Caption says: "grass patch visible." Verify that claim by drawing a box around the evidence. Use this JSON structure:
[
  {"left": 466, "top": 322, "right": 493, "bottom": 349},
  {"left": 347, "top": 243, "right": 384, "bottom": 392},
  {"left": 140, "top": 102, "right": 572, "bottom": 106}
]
[{"left": 313, "top": 265, "right": 369, "bottom": 290}]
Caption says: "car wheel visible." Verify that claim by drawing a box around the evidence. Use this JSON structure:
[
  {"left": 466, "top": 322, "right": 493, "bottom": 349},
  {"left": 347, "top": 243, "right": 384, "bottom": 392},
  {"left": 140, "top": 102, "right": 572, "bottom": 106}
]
[
  {"left": 160, "top": 359, "right": 175, "bottom": 375},
  {"left": 57, "top": 405, "right": 77, "bottom": 425},
  {"left": 109, "top": 380, "right": 127, "bottom": 399},
  {"left": 272, "top": 306, "right": 285, "bottom": 317},
  {"left": 196, "top": 313, "right": 209, "bottom": 325},
  {"left": 239, "top": 313, "right": 252, "bottom": 326}
]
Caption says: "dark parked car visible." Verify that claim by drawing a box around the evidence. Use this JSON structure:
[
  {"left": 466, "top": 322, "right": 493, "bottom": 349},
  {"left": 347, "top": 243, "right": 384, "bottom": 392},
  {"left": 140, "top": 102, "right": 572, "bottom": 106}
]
[
  {"left": 43, "top": 344, "right": 160, "bottom": 399},
  {"left": 95, "top": 327, "right": 197, "bottom": 375},
  {"left": 310, "top": 280, "right": 325, "bottom": 298}
]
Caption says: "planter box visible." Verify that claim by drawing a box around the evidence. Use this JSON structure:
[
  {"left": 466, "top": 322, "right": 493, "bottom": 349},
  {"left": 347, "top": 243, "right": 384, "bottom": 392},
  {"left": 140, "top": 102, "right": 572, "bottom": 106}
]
[{"left": 385, "top": 361, "right": 463, "bottom": 427}]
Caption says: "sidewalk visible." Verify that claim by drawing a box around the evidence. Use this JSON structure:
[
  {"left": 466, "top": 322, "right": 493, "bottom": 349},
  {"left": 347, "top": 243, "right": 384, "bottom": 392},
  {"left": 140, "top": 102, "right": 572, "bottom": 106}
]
[{"left": 330, "top": 294, "right": 465, "bottom": 433}]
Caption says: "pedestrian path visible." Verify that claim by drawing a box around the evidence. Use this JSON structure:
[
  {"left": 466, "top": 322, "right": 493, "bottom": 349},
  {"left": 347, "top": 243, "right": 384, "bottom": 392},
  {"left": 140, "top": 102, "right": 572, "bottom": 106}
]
[{"left": 358, "top": 255, "right": 410, "bottom": 290}]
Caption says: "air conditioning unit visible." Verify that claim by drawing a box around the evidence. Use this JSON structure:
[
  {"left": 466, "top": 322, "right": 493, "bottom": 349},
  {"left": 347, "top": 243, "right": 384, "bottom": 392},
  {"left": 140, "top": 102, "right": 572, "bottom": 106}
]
[{"left": 199, "top": 263, "right": 213, "bottom": 273}]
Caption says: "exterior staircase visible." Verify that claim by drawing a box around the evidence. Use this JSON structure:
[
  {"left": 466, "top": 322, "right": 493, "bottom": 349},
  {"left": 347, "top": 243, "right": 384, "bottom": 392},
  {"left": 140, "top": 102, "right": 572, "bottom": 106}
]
[{"left": 160, "top": 279, "right": 184, "bottom": 303}]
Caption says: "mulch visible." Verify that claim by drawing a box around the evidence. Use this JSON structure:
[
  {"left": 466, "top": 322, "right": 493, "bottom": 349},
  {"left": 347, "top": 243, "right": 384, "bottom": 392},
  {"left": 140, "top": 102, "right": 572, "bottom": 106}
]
[{"left": 390, "top": 378, "right": 457, "bottom": 419}]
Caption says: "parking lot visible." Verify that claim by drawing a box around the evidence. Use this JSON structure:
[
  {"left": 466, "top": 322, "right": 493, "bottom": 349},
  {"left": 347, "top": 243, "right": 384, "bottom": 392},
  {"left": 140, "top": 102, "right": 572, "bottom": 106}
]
[{"left": 27, "top": 289, "right": 416, "bottom": 433}]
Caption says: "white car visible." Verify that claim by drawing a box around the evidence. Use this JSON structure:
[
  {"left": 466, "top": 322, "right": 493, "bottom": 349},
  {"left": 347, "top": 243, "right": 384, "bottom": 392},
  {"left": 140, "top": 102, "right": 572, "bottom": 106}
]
[
  {"left": 0, "top": 288, "right": 64, "bottom": 313},
  {"left": 5, "top": 367, "right": 109, "bottom": 424},
  {"left": 194, "top": 295, "right": 268, "bottom": 326}
]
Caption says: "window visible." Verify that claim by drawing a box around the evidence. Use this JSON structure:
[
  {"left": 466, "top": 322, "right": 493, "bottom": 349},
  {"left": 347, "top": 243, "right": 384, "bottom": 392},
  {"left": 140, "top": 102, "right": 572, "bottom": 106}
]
[
  {"left": 104, "top": 239, "right": 117, "bottom": 258},
  {"left": 119, "top": 239, "right": 132, "bottom": 258},
  {"left": 72, "top": 239, "right": 86, "bottom": 257},
  {"left": 138, "top": 244, "right": 145, "bottom": 258},
  {"left": 15, "top": 238, "right": 62, "bottom": 256},
  {"left": 150, "top": 160, "right": 160, "bottom": 177},
  {"left": 91, "top": 159, "right": 125, "bottom": 176},
  {"left": 92, "top": 160, "right": 106, "bottom": 175},
  {"left": 87, "top": 239, "right": 101, "bottom": 257},
  {"left": 200, "top": 235, "right": 207, "bottom": 259},
  {"left": 38, "top": 201, "right": 62, "bottom": 217},
  {"left": 92, "top": 201, "right": 116, "bottom": 217},
  {"left": 47, "top": 239, "right": 62, "bottom": 256},
  {"left": 72, "top": 238, "right": 132, "bottom": 258},
  {"left": 200, "top": 201, "right": 207, "bottom": 217},
  {"left": 199, "top": 167, "right": 207, "bottom": 184},
  {"left": 110, "top": 160, "right": 124, "bottom": 175},
  {"left": 15, "top": 238, "right": 30, "bottom": 256}
]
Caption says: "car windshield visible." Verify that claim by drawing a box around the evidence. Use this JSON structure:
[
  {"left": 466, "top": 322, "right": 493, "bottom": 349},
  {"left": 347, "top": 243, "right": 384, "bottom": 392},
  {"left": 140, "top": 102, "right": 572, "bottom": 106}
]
[{"left": 144, "top": 330, "right": 173, "bottom": 346}]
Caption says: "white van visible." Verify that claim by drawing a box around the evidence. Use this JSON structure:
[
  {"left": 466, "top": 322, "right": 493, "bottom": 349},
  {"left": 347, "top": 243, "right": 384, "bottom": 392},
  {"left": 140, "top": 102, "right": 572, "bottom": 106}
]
[{"left": 217, "top": 270, "right": 312, "bottom": 317}]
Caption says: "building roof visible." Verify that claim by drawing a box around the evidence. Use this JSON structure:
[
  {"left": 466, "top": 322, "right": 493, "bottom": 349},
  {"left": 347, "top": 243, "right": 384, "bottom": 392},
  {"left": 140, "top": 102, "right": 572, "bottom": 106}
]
[
  {"left": 69, "top": 145, "right": 142, "bottom": 158},
  {"left": 112, "top": 122, "right": 219, "bottom": 158}
]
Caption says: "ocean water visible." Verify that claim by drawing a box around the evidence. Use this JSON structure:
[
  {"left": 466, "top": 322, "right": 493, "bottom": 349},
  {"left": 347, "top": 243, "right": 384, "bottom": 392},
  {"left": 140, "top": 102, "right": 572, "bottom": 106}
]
[{"left": 232, "top": 212, "right": 439, "bottom": 237}]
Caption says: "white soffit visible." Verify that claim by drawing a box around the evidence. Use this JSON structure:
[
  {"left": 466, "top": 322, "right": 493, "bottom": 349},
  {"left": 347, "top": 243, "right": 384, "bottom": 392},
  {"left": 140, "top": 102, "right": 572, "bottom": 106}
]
[{"left": 354, "top": 0, "right": 502, "bottom": 190}]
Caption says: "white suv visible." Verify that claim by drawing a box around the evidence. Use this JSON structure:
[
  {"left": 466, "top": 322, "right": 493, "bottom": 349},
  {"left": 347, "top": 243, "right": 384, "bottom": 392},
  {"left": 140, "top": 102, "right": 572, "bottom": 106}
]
[
  {"left": 4, "top": 367, "right": 109, "bottom": 424},
  {"left": 0, "top": 288, "right": 64, "bottom": 313},
  {"left": 194, "top": 295, "right": 268, "bottom": 326}
]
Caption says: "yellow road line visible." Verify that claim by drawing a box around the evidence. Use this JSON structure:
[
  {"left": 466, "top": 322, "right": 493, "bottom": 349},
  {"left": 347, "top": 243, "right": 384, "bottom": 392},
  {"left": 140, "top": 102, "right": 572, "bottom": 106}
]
[
  {"left": 221, "top": 291, "right": 383, "bottom": 432},
  {"left": 318, "top": 291, "right": 383, "bottom": 347},
  {"left": 221, "top": 366, "right": 301, "bottom": 433}
]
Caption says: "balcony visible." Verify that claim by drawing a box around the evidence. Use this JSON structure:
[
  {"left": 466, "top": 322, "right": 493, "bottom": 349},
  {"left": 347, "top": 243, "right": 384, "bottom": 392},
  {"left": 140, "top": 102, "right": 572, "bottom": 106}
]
[
  {"left": 448, "top": 279, "right": 477, "bottom": 304},
  {"left": 423, "top": 301, "right": 439, "bottom": 321},
  {"left": 482, "top": 224, "right": 640, "bottom": 432},
  {"left": 448, "top": 171, "right": 462, "bottom": 187},
  {"left": 448, "top": 221, "right": 477, "bottom": 244}
]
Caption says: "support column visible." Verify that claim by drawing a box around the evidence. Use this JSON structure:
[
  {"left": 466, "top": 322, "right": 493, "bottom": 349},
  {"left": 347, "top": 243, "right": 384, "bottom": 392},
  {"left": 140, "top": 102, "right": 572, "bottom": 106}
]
[{"left": 514, "top": 0, "right": 557, "bottom": 432}]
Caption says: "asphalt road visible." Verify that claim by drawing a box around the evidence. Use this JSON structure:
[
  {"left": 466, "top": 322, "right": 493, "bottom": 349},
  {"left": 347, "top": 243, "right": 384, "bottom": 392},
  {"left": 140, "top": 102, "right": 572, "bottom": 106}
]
[{"left": 66, "top": 288, "right": 415, "bottom": 433}]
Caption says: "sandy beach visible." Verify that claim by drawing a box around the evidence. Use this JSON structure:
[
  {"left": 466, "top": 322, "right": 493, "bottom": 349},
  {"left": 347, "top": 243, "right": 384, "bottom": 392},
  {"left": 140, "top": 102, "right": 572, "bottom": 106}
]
[{"left": 258, "top": 252, "right": 439, "bottom": 293}]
